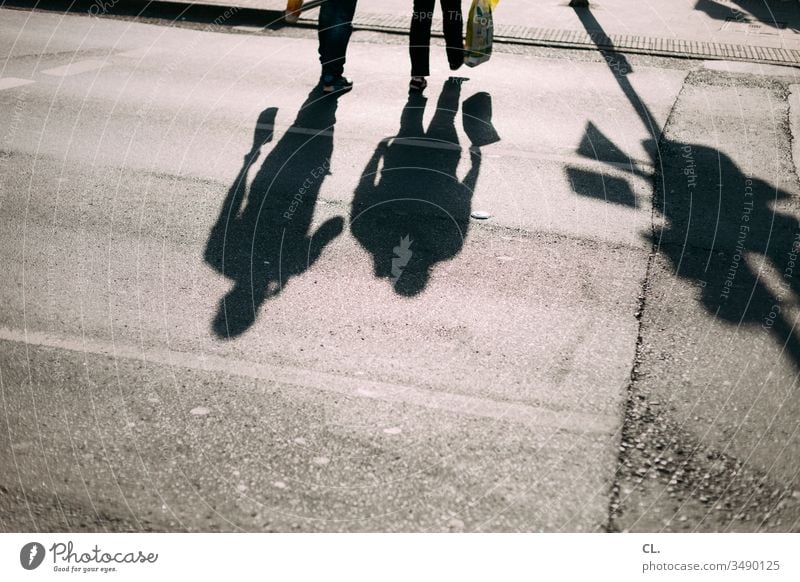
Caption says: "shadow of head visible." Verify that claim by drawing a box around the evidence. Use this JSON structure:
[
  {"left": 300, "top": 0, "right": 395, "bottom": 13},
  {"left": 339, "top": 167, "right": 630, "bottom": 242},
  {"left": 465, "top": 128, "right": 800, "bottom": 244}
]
[
  {"left": 392, "top": 258, "right": 430, "bottom": 297},
  {"left": 212, "top": 282, "right": 268, "bottom": 340},
  {"left": 462, "top": 91, "right": 500, "bottom": 147},
  {"left": 251, "top": 107, "right": 278, "bottom": 152}
]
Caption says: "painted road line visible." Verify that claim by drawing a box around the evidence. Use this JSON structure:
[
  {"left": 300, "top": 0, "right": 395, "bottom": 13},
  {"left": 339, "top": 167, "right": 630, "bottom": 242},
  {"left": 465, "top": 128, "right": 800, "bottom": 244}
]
[
  {"left": 41, "top": 59, "right": 109, "bottom": 77},
  {"left": 0, "top": 326, "right": 618, "bottom": 435},
  {"left": 253, "top": 123, "right": 654, "bottom": 174},
  {"left": 0, "top": 77, "right": 34, "bottom": 91}
]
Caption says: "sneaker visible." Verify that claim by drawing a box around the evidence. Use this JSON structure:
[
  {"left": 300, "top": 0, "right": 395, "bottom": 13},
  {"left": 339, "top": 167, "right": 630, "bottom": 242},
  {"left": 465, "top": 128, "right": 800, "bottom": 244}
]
[
  {"left": 322, "top": 75, "right": 353, "bottom": 94},
  {"left": 409, "top": 76, "right": 428, "bottom": 93}
]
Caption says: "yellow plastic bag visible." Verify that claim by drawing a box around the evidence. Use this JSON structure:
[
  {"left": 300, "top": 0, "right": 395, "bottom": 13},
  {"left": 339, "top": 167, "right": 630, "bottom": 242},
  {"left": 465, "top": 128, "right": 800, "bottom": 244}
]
[{"left": 465, "top": 0, "right": 500, "bottom": 67}]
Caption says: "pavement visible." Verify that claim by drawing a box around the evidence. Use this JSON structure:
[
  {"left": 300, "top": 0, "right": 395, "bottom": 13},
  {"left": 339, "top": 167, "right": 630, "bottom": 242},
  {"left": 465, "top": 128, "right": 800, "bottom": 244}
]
[
  {"left": 147, "top": 0, "right": 800, "bottom": 62},
  {"left": 169, "top": 0, "right": 800, "bottom": 50},
  {"left": 0, "top": 3, "right": 799, "bottom": 532},
  {"left": 6, "top": 0, "right": 800, "bottom": 63}
]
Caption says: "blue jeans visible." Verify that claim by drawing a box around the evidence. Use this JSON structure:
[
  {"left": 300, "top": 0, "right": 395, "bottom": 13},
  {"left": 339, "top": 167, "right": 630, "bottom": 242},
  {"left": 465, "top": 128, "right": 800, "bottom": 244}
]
[{"left": 318, "top": 0, "right": 358, "bottom": 79}]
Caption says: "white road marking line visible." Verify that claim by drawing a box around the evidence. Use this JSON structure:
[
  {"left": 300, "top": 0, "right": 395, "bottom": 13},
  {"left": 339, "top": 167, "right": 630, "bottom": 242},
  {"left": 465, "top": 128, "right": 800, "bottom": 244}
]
[
  {"left": 41, "top": 59, "right": 108, "bottom": 77},
  {"left": 0, "top": 326, "right": 618, "bottom": 435},
  {"left": 0, "top": 77, "right": 34, "bottom": 91},
  {"left": 254, "top": 122, "right": 654, "bottom": 174},
  {"left": 256, "top": 122, "right": 334, "bottom": 139}
]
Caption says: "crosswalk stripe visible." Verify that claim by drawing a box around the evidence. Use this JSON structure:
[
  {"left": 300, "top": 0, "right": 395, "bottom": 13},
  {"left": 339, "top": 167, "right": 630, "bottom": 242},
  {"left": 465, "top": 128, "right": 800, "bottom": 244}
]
[
  {"left": 0, "top": 77, "right": 34, "bottom": 91},
  {"left": 41, "top": 59, "right": 108, "bottom": 77}
]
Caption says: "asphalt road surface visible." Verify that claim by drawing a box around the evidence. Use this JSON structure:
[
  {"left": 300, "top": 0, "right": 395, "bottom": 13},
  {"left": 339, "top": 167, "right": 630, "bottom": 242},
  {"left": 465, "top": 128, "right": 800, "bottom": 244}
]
[{"left": 1, "top": 5, "right": 798, "bottom": 532}]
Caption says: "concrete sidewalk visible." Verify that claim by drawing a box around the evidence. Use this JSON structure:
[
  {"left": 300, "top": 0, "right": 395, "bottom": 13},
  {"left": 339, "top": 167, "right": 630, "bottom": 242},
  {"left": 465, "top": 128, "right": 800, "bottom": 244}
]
[{"left": 171, "top": 0, "right": 800, "bottom": 64}]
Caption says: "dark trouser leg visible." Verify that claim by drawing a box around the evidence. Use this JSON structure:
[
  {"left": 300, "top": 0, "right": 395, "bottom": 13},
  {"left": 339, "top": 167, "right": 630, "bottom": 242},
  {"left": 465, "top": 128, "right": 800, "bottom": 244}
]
[
  {"left": 441, "top": 0, "right": 463, "bottom": 68},
  {"left": 318, "top": 0, "right": 358, "bottom": 79},
  {"left": 410, "top": 0, "right": 435, "bottom": 77}
]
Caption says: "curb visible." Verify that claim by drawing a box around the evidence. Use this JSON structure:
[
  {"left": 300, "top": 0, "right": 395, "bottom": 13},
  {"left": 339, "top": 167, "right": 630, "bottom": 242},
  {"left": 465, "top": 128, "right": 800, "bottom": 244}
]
[
  {"left": 5, "top": 0, "right": 800, "bottom": 67},
  {"left": 314, "top": 11, "right": 800, "bottom": 67}
]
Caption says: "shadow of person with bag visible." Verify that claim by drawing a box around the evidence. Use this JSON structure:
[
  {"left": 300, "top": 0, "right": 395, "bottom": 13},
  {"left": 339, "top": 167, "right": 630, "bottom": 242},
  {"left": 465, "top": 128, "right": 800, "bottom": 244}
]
[
  {"left": 205, "top": 88, "right": 344, "bottom": 339},
  {"left": 350, "top": 78, "right": 499, "bottom": 296}
]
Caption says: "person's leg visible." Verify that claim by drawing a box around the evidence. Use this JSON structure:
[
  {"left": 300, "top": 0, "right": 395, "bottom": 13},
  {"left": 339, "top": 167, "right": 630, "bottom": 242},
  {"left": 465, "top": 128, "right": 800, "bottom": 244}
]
[
  {"left": 440, "top": 0, "right": 463, "bottom": 69},
  {"left": 410, "top": 0, "right": 435, "bottom": 77},
  {"left": 318, "top": 0, "right": 358, "bottom": 80}
]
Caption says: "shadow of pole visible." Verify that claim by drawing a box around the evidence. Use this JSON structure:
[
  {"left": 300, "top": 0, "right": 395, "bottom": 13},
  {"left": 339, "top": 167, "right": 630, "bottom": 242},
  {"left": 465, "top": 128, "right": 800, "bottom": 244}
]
[{"left": 573, "top": 6, "right": 661, "bottom": 141}]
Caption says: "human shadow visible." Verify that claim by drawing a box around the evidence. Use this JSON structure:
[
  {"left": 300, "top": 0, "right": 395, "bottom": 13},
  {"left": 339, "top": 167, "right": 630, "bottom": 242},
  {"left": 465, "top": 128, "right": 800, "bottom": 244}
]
[
  {"left": 693, "top": 0, "right": 799, "bottom": 32},
  {"left": 205, "top": 88, "right": 344, "bottom": 339},
  {"left": 568, "top": 7, "right": 800, "bottom": 369},
  {"left": 350, "top": 79, "right": 498, "bottom": 296}
]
